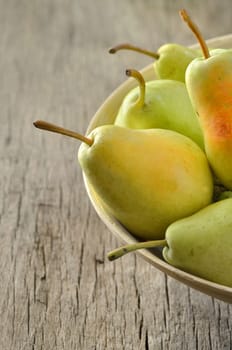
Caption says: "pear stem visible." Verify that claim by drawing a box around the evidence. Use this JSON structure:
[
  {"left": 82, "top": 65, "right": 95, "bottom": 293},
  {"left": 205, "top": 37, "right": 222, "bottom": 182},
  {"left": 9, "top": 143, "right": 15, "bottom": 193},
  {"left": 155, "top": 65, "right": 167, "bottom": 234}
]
[
  {"left": 179, "top": 9, "right": 210, "bottom": 59},
  {"left": 109, "top": 43, "right": 160, "bottom": 59},
  {"left": 33, "top": 120, "right": 93, "bottom": 146},
  {"left": 126, "top": 69, "right": 146, "bottom": 108},
  {"left": 107, "top": 239, "right": 167, "bottom": 261}
]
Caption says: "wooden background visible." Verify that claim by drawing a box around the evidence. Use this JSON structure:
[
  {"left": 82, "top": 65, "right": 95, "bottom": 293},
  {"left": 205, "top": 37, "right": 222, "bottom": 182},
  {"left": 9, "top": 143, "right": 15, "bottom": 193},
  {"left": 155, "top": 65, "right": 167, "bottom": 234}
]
[{"left": 1, "top": 0, "right": 232, "bottom": 349}]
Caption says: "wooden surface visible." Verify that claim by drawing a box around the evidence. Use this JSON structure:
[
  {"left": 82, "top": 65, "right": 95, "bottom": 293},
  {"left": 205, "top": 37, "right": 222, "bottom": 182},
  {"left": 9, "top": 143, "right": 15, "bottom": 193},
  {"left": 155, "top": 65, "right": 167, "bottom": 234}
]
[{"left": 1, "top": 1, "right": 232, "bottom": 349}]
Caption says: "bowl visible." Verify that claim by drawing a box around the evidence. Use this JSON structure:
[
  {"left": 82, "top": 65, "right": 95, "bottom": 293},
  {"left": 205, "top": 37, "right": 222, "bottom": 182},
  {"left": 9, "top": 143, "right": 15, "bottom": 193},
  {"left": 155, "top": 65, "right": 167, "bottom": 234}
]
[{"left": 83, "top": 34, "right": 232, "bottom": 303}]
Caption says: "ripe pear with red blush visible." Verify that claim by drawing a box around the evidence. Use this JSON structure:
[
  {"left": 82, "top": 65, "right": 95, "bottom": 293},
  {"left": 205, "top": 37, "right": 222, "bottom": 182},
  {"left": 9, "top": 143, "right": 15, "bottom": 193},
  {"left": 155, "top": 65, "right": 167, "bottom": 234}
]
[{"left": 181, "top": 9, "right": 232, "bottom": 189}]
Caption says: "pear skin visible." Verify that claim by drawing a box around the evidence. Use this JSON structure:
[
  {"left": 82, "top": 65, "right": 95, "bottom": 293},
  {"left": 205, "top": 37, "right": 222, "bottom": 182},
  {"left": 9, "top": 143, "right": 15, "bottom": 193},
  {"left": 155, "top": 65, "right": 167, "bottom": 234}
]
[
  {"left": 78, "top": 125, "right": 213, "bottom": 240},
  {"left": 163, "top": 198, "right": 232, "bottom": 287},
  {"left": 186, "top": 51, "right": 232, "bottom": 189},
  {"left": 155, "top": 43, "right": 199, "bottom": 82},
  {"left": 115, "top": 79, "right": 204, "bottom": 149}
]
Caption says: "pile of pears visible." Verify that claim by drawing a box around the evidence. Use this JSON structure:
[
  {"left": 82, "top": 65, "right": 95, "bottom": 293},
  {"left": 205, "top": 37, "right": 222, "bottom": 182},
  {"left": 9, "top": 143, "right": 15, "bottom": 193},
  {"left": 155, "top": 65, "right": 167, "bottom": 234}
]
[{"left": 34, "top": 9, "right": 232, "bottom": 288}]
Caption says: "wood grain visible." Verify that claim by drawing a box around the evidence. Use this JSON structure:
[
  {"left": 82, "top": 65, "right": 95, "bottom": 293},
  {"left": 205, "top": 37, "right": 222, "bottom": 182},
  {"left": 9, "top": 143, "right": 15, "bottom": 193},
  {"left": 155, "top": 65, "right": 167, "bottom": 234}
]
[{"left": 1, "top": 0, "right": 232, "bottom": 349}]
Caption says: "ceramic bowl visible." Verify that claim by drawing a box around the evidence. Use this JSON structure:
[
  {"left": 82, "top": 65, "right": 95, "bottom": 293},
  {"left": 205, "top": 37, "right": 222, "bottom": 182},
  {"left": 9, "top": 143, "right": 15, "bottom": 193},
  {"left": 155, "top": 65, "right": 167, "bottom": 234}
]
[{"left": 83, "top": 34, "right": 232, "bottom": 303}]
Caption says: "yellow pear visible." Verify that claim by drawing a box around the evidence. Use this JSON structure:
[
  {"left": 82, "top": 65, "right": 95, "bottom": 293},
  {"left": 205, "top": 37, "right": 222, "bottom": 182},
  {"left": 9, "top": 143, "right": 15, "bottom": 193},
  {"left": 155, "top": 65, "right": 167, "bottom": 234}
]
[{"left": 34, "top": 121, "right": 213, "bottom": 240}]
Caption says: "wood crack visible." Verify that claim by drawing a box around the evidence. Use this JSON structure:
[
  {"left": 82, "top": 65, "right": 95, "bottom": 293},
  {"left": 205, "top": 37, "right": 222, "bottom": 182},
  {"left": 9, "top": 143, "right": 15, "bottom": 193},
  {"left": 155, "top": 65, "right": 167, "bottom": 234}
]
[
  {"left": 145, "top": 329, "right": 149, "bottom": 350},
  {"left": 133, "top": 256, "right": 141, "bottom": 310},
  {"left": 164, "top": 274, "right": 170, "bottom": 312}
]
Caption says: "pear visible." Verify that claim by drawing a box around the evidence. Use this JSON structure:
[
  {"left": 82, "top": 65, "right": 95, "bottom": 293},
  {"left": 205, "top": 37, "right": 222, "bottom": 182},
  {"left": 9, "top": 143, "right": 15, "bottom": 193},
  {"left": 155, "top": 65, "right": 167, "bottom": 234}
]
[
  {"left": 108, "top": 198, "right": 232, "bottom": 288},
  {"left": 115, "top": 69, "right": 204, "bottom": 149},
  {"left": 79, "top": 125, "right": 214, "bottom": 240},
  {"left": 109, "top": 42, "right": 199, "bottom": 82},
  {"left": 180, "top": 9, "right": 232, "bottom": 189},
  {"left": 34, "top": 121, "right": 213, "bottom": 240}
]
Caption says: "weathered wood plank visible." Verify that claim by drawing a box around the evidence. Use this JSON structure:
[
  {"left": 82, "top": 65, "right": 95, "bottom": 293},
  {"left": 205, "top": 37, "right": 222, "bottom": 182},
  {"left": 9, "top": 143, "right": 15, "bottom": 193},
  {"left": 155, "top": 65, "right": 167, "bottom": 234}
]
[{"left": 0, "top": 0, "right": 232, "bottom": 349}]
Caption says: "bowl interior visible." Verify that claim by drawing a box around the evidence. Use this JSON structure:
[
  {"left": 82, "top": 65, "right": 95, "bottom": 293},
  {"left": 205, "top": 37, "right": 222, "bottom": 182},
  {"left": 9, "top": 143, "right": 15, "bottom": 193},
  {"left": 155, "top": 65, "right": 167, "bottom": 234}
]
[{"left": 83, "top": 34, "right": 232, "bottom": 303}]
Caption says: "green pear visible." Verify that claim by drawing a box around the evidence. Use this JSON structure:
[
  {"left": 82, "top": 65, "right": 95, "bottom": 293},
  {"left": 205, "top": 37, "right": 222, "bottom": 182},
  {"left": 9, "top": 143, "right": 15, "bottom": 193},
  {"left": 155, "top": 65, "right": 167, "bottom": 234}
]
[
  {"left": 34, "top": 121, "right": 213, "bottom": 240},
  {"left": 114, "top": 69, "right": 204, "bottom": 149},
  {"left": 153, "top": 43, "right": 199, "bottom": 81},
  {"left": 109, "top": 42, "right": 199, "bottom": 82},
  {"left": 108, "top": 198, "right": 232, "bottom": 287},
  {"left": 181, "top": 9, "right": 232, "bottom": 189},
  {"left": 163, "top": 198, "right": 232, "bottom": 287}
]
